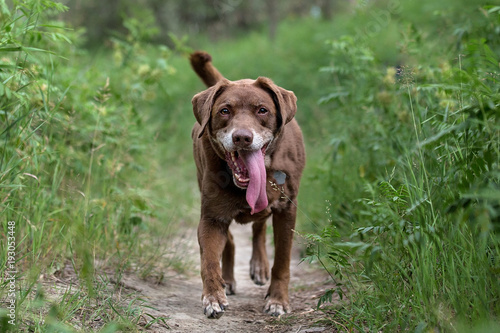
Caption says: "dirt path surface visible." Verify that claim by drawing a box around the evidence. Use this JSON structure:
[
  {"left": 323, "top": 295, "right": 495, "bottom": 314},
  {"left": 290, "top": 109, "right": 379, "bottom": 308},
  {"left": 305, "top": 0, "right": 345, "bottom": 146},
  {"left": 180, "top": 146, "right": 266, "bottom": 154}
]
[{"left": 118, "top": 223, "right": 336, "bottom": 332}]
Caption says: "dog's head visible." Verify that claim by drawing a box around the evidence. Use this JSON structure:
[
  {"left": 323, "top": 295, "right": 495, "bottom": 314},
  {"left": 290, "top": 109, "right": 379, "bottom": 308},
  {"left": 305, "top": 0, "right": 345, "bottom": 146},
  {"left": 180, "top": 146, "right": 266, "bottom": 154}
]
[{"left": 192, "top": 77, "right": 297, "bottom": 214}]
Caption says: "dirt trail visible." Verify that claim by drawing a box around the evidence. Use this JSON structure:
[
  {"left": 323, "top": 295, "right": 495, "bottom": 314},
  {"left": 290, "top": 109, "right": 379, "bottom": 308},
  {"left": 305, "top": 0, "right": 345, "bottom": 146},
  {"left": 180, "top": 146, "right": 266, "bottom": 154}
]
[{"left": 119, "top": 223, "right": 335, "bottom": 332}]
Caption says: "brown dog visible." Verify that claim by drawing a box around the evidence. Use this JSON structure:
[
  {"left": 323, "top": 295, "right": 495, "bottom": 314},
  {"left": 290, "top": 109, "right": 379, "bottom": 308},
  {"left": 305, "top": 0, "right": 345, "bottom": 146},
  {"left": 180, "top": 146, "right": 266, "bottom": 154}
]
[{"left": 190, "top": 51, "right": 305, "bottom": 319}]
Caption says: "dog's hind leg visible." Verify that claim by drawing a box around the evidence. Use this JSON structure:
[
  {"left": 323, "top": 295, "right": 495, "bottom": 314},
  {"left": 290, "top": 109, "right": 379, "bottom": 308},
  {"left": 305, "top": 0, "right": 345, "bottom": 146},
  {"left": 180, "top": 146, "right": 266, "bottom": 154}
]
[
  {"left": 222, "top": 228, "right": 236, "bottom": 295},
  {"left": 250, "top": 218, "right": 270, "bottom": 286}
]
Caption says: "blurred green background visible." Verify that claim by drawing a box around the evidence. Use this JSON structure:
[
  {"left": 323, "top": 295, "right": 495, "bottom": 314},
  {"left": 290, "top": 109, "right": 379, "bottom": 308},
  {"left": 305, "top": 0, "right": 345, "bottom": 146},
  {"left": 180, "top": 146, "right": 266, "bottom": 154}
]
[{"left": 1, "top": 0, "right": 499, "bottom": 331}]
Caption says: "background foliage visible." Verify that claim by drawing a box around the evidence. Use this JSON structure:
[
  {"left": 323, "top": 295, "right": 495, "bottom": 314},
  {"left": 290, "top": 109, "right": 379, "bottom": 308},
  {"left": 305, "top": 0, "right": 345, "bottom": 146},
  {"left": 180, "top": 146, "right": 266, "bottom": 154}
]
[{"left": 0, "top": 0, "right": 499, "bottom": 331}]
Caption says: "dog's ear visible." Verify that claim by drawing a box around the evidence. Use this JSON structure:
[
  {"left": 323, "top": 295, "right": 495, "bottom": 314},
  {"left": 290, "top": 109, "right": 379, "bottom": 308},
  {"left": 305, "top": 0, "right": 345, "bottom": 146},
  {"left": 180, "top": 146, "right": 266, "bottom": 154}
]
[
  {"left": 192, "top": 79, "right": 230, "bottom": 138},
  {"left": 255, "top": 77, "right": 297, "bottom": 130}
]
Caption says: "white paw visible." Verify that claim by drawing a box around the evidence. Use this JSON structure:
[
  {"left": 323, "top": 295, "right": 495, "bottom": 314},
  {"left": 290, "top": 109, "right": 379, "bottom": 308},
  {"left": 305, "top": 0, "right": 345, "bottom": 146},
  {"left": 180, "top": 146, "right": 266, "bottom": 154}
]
[
  {"left": 202, "top": 295, "right": 228, "bottom": 319},
  {"left": 263, "top": 299, "right": 290, "bottom": 317}
]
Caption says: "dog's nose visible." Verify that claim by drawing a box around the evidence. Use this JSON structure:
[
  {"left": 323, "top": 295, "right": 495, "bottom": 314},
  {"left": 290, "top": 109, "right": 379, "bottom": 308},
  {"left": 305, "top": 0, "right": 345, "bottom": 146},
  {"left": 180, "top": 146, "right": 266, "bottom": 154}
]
[{"left": 232, "top": 129, "right": 253, "bottom": 148}]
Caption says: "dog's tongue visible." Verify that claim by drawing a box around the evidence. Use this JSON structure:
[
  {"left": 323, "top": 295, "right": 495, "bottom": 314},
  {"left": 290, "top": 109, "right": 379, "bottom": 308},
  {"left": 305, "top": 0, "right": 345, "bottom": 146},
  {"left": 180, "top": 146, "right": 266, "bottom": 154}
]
[{"left": 240, "top": 150, "right": 268, "bottom": 214}]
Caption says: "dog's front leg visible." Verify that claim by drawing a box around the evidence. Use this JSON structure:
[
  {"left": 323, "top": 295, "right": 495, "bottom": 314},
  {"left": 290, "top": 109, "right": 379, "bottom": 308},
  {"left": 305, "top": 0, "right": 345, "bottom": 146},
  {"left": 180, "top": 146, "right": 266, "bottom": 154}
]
[
  {"left": 198, "top": 217, "right": 230, "bottom": 319},
  {"left": 264, "top": 203, "right": 297, "bottom": 316}
]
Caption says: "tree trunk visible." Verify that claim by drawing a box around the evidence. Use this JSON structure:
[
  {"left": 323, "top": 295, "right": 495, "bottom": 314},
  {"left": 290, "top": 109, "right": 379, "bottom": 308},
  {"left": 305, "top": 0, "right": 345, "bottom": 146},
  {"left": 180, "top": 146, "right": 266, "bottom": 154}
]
[{"left": 267, "top": 0, "right": 278, "bottom": 40}]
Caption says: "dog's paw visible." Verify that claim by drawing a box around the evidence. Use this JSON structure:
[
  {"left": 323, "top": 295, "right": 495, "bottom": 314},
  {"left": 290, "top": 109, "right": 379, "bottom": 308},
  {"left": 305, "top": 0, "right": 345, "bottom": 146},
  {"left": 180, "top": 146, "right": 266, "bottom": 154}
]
[
  {"left": 202, "top": 294, "right": 229, "bottom": 319},
  {"left": 250, "top": 257, "right": 269, "bottom": 285},
  {"left": 225, "top": 281, "right": 236, "bottom": 295},
  {"left": 263, "top": 298, "right": 291, "bottom": 317}
]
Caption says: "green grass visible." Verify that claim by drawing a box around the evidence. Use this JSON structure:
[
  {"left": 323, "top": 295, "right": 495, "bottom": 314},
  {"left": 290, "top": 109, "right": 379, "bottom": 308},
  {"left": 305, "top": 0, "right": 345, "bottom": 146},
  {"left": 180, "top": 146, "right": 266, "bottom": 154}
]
[
  {"left": 299, "top": 1, "right": 500, "bottom": 331},
  {"left": 1, "top": 0, "right": 499, "bottom": 331},
  {"left": 0, "top": 1, "right": 184, "bottom": 330}
]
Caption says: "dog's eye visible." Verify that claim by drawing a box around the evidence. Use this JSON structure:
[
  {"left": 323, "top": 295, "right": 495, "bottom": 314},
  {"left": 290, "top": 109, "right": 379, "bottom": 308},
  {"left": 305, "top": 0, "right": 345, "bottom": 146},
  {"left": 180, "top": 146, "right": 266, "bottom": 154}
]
[
  {"left": 219, "top": 108, "right": 230, "bottom": 116},
  {"left": 258, "top": 108, "right": 268, "bottom": 115}
]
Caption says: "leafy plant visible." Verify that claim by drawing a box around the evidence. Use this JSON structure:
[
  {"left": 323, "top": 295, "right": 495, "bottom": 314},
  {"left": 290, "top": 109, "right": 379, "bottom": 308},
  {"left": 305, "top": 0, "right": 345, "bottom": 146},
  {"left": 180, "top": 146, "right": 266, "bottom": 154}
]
[
  {"left": 0, "top": 0, "right": 179, "bottom": 330},
  {"left": 310, "top": 1, "right": 500, "bottom": 331}
]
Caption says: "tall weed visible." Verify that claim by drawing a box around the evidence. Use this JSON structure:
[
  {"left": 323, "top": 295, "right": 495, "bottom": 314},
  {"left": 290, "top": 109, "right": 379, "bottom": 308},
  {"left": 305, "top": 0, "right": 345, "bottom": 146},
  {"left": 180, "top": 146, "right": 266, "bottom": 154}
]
[
  {"left": 1, "top": 0, "right": 175, "bottom": 330},
  {"left": 310, "top": 2, "right": 500, "bottom": 331}
]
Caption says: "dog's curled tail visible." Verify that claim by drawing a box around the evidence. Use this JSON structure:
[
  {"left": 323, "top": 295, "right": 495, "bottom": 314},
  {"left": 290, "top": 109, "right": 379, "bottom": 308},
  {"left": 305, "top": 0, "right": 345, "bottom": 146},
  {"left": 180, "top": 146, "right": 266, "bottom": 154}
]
[{"left": 190, "top": 51, "right": 225, "bottom": 88}]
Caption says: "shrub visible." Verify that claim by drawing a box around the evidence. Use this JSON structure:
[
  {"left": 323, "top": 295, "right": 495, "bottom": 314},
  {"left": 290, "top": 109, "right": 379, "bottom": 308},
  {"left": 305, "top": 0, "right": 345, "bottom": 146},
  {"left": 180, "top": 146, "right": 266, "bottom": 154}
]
[
  {"left": 1, "top": 1, "right": 175, "bottom": 330},
  {"left": 308, "top": 1, "right": 500, "bottom": 331}
]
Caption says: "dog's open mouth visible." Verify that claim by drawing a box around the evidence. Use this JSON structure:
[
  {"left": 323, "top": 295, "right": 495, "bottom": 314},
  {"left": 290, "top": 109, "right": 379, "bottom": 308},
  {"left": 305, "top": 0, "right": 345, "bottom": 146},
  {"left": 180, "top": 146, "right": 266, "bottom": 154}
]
[
  {"left": 226, "top": 150, "right": 252, "bottom": 188},
  {"left": 225, "top": 146, "right": 268, "bottom": 214}
]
